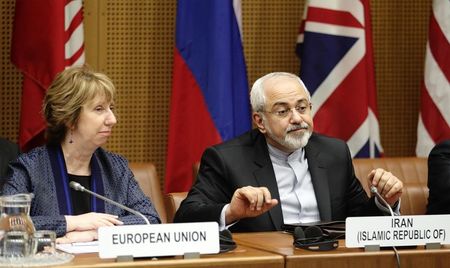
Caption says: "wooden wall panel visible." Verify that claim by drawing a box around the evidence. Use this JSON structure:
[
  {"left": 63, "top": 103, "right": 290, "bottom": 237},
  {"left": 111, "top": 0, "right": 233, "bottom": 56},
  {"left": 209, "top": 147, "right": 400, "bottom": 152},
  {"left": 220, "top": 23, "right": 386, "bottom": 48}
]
[
  {"left": 0, "top": 0, "right": 433, "bottom": 188},
  {"left": 371, "top": 0, "right": 431, "bottom": 156},
  {"left": 0, "top": 0, "right": 21, "bottom": 141}
]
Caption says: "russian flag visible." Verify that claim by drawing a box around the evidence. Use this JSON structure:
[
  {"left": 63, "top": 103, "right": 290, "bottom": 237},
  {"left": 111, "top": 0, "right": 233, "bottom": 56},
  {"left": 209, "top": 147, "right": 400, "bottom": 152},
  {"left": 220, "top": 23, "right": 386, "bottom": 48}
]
[{"left": 165, "top": 0, "right": 251, "bottom": 193}]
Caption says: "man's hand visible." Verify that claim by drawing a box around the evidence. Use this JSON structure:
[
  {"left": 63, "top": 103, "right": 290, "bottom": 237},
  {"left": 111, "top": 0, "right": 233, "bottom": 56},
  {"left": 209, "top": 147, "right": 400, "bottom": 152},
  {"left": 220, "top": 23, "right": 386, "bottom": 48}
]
[
  {"left": 65, "top": 212, "right": 123, "bottom": 232},
  {"left": 367, "top": 168, "right": 403, "bottom": 207},
  {"left": 225, "top": 186, "right": 278, "bottom": 225}
]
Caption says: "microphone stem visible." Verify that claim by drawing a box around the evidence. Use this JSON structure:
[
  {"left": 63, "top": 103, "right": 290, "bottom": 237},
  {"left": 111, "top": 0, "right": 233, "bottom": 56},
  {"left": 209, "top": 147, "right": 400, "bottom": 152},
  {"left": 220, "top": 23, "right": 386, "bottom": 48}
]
[
  {"left": 82, "top": 188, "right": 150, "bottom": 225},
  {"left": 371, "top": 187, "right": 395, "bottom": 216}
]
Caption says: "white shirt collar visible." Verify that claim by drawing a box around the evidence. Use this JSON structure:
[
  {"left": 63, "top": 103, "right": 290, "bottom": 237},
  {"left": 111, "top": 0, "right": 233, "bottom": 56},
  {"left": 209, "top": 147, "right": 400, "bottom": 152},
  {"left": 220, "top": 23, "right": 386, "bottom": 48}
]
[{"left": 267, "top": 143, "right": 305, "bottom": 164}]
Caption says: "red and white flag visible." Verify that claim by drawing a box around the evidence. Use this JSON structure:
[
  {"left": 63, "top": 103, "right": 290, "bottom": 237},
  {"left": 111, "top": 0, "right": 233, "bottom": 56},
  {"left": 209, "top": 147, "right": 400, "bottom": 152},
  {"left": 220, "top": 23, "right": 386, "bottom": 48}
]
[
  {"left": 416, "top": 0, "right": 450, "bottom": 157},
  {"left": 11, "top": 0, "right": 85, "bottom": 151}
]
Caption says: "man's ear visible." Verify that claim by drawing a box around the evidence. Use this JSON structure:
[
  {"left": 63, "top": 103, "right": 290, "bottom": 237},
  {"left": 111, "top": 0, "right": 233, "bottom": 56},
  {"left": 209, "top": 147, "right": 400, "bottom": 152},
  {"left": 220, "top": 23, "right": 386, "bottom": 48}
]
[{"left": 253, "top": 112, "right": 266, "bottom": 133}]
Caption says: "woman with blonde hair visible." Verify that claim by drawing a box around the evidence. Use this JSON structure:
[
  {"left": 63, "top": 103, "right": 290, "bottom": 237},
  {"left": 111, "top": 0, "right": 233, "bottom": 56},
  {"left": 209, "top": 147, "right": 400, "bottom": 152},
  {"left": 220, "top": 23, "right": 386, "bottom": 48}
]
[{"left": 2, "top": 66, "right": 160, "bottom": 243}]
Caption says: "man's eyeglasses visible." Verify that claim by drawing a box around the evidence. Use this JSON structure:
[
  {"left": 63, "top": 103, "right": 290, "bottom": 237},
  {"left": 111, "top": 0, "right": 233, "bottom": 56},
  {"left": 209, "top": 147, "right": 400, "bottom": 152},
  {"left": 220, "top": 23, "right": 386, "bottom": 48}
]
[{"left": 261, "top": 103, "right": 311, "bottom": 118}]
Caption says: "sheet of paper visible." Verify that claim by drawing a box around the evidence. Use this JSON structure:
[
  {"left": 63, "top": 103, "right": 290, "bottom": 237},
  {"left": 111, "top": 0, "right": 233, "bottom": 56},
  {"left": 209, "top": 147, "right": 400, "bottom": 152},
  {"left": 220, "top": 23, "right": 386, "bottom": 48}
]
[{"left": 56, "top": 241, "right": 99, "bottom": 254}]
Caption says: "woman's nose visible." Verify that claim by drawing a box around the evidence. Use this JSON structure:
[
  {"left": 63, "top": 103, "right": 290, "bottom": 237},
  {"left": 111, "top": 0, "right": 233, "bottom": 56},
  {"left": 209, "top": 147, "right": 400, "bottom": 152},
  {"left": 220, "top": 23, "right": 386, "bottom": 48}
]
[{"left": 106, "top": 110, "right": 117, "bottom": 125}]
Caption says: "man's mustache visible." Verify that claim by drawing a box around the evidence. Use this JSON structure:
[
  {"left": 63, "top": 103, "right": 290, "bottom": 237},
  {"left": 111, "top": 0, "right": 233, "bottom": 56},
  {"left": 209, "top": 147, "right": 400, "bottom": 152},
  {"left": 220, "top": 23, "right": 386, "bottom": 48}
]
[{"left": 286, "top": 123, "right": 309, "bottom": 133}]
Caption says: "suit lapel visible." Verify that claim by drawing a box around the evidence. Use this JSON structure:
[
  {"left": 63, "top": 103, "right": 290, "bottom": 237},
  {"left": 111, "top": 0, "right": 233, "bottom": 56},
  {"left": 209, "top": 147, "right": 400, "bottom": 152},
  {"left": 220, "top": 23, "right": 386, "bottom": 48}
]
[
  {"left": 251, "top": 130, "right": 284, "bottom": 230},
  {"left": 305, "top": 136, "right": 332, "bottom": 221}
]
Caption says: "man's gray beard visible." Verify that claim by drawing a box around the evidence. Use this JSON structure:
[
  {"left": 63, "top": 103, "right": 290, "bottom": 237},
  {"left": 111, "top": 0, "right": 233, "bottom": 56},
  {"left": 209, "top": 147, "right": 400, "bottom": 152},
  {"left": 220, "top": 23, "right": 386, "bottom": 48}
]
[{"left": 265, "top": 122, "right": 312, "bottom": 151}]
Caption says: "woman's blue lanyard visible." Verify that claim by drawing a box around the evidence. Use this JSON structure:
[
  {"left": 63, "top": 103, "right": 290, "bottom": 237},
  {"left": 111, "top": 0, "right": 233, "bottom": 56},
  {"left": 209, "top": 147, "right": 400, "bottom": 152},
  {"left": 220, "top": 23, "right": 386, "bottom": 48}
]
[
  {"left": 53, "top": 146, "right": 102, "bottom": 214},
  {"left": 55, "top": 150, "right": 73, "bottom": 214}
]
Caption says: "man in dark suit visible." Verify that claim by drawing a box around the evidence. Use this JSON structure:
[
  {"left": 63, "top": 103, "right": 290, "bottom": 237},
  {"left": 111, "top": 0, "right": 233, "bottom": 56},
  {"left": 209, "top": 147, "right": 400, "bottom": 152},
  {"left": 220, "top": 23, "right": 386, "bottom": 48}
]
[
  {"left": 174, "top": 72, "right": 403, "bottom": 232},
  {"left": 0, "top": 138, "right": 20, "bottom": 179},
  {"left": 427, "top": 139, "right": 450, "bottom": 214}
]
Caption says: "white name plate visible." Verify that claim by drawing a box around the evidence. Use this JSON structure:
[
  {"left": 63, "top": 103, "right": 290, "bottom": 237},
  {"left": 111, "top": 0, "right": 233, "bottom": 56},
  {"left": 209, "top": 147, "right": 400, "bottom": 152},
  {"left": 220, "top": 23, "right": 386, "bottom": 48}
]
[
  {"left": 98, "top": 222, "right": 219, "bottom": 258},
  {"left": 346, "top": 215, "right": 450, "bottom": 248}
]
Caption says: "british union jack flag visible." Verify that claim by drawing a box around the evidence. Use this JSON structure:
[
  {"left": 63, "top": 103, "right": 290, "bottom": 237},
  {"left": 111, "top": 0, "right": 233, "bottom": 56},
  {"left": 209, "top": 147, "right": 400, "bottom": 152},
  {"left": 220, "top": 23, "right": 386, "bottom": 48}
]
[{"left": 296, "top": 0, "right": 383, "bottom": 158}]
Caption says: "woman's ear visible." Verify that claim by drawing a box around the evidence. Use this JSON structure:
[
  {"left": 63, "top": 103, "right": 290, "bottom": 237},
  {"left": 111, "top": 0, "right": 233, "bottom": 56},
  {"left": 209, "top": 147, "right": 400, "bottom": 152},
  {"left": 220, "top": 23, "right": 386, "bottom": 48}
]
[
  {"left": 253, "top": 112, "right": 266, "bottom": 134},
  {"left": 66, "top": 123, "right": 75, "bottom": 131}
]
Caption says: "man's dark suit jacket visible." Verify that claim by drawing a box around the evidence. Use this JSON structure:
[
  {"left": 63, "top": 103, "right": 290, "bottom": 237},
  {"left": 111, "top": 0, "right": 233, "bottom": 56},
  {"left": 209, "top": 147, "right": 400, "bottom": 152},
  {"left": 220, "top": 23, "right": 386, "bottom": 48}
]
[
  {"left": 0, "top": 138, "right": 20, "bottom": 179},
  {"left": 427, "top": 139, "right": 450, "bottom": 214},
  {"left": 174, "top": 129, "right": 380, "bottom": 232}
]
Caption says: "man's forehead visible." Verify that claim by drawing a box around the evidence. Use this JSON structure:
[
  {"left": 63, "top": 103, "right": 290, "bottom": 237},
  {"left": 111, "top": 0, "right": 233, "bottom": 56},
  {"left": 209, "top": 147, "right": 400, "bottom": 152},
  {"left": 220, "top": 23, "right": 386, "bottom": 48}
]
[
  {"left": 271, "top": 98, "right": 309, "bottom": 106},
  {"left": 264, "top": 78, "right": 308, "bottom": 102}
]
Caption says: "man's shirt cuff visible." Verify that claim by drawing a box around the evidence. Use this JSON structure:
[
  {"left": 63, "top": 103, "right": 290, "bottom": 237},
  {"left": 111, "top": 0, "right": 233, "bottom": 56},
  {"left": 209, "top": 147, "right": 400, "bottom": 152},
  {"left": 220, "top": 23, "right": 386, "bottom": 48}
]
[{"left": 375, "top": 197, "right": 401, "bottom": 216}]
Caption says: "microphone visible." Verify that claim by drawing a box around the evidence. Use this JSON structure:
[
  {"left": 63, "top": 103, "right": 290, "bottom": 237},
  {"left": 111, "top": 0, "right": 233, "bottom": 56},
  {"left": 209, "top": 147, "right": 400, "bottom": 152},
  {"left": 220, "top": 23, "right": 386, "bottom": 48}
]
[
  {"left": 370, "top": 185, "right": 401, "bottom": 268},
  {"left": 69, "top": 181, "right": 150, "bottom": 225},
  {"left": 370, "top": 185, "right": 394, "bottom": 217}
]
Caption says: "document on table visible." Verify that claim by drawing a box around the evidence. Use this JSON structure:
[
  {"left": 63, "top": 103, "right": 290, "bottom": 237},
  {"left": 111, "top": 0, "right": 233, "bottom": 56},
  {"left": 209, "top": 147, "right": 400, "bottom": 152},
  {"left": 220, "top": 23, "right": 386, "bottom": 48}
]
[{"left": 56, "top": 241, "right": 99, "bottom": 254}]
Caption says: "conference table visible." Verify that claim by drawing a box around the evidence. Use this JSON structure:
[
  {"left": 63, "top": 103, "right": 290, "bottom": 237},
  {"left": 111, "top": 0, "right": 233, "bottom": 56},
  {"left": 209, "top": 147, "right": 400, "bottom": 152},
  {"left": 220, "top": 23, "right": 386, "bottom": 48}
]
[
  {"left": 58, "top": 244, "right": 284, "bottom": 268},
  {"left": 233, "top": 231, "right": 450, "bottom": 268},
  {"left": 51, "top": 232, "right": 450, "bottom": 268}
]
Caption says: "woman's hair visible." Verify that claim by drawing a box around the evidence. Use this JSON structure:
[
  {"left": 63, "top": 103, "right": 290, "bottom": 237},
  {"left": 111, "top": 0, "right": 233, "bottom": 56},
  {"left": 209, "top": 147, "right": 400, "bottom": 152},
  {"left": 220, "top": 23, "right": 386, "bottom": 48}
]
[
  {"left": 250, "top": 72, "right": 310, "bottom": 112},
  {"left": 43, "top": 65, "right": 116, "bottom": 145}
]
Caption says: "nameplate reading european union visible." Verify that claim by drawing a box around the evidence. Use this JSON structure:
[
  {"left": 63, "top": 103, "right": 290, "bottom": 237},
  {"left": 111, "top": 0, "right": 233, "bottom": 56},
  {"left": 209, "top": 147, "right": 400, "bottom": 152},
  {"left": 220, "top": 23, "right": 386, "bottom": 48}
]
[
  {"left": 98, "top": 222, "right": 219, "bottom": 258},
  {"left": 346, "top": 215, "right": 450, "bottom": 247}
]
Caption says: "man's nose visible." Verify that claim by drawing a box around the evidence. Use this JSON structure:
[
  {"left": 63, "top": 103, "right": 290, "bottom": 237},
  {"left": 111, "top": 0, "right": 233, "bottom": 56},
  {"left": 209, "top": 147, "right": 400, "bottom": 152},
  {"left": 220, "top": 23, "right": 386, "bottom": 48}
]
[{"left": 289, "top": 108, "right": 303, "bottom": 123}]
